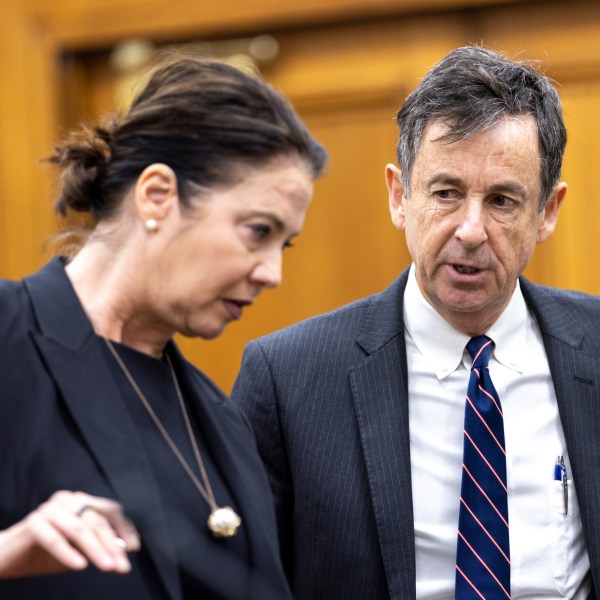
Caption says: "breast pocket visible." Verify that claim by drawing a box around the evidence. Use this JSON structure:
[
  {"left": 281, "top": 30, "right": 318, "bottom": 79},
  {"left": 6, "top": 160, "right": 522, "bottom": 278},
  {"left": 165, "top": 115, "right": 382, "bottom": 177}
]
[{"left": 547, "top": 480, "right": 590, "bottom": 596}]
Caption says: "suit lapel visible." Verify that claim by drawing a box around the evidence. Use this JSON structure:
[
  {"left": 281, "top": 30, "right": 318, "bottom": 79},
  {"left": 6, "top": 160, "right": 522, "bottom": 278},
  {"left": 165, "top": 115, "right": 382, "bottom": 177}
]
[
  {"left": 170, "top": 345, "right": 289, "bottom": 596},
  {"left": 522, "top": 279, "right": 600, "bottom": 584},
  {"left": 24, "top": 259, "right": 183, "bottom": 600},
  {"left": 349, "top": 271, "right": 416, "bottom": 600}
]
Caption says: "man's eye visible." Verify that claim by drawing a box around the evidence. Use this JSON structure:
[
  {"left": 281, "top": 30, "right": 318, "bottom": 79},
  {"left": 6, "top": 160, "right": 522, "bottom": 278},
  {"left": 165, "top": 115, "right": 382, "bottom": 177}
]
[
  {"left": 435, "top": 189, "right": 456, "bottom": 200},
  {"left": 492, "top": 196, "right": 514, "bottom": 208},
  {"left": 251, "top": 224, "right": 271, "bottom": 239}
]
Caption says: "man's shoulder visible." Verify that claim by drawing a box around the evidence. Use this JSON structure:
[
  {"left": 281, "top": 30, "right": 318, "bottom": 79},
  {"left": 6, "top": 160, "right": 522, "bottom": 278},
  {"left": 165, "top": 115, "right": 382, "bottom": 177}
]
[
  {"left": 254, "top": 272, "right": 408, "bottom": 354},
  {"left": 521, "top": 278, "right": 600, "bottom": 338},
  {"left": 522, "top": 278, "right": 600, "bottom": 310},
  {"left": 259, "top": 293, "right": 377, "bottom": 346}
]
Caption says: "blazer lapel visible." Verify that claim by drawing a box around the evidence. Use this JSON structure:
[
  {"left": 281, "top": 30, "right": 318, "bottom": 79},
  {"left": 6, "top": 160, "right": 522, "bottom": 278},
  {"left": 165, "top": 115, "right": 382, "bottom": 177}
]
[
  {"left": 350, "top": 271, "right": 416, "bottom": 600},
  {"left": 522, "top": 279, "right": 600, "bottom": 584},
  {"left": 24, "top": 259, "right": 183, "bottom": 600},
  {"left": 170, "top": 344, "right": 289, "bottom": 597}
]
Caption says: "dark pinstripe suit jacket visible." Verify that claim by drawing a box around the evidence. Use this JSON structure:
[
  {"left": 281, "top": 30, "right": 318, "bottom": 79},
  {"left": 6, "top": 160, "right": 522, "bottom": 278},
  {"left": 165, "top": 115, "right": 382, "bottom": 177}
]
[{"left": 232, "top": 269, "right": 600, "bottom": 599}]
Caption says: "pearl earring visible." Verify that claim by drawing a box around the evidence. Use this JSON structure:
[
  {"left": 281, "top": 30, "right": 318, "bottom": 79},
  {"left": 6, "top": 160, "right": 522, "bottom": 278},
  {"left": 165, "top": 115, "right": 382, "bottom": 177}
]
[{"left": 145, "top": 219, "right": 159, "bottom": 232}]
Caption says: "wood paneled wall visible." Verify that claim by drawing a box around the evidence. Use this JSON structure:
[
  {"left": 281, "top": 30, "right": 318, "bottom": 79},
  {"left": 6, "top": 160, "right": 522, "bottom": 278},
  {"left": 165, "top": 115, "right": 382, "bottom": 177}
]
[{"left": 2, "top": 0, "right": 600, "bottom": 392}]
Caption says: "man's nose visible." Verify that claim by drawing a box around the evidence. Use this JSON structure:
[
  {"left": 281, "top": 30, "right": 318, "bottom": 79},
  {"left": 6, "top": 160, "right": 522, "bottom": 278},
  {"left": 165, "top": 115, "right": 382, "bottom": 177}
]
[{"left": 454, "top": 200, "right": 488, "bottom": 247}]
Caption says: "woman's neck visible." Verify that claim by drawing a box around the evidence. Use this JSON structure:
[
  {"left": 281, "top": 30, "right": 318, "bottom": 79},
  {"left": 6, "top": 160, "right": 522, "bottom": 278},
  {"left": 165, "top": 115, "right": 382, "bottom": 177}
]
[{"left": 65, "top": 241, "right": 171, "bottom": 358}]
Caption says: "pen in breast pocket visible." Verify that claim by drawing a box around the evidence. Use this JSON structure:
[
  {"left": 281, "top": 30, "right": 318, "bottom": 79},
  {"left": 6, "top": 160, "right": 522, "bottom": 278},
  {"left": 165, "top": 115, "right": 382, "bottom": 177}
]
[{"left": 554, "top": 455, "right": 568, "bottom": 515}]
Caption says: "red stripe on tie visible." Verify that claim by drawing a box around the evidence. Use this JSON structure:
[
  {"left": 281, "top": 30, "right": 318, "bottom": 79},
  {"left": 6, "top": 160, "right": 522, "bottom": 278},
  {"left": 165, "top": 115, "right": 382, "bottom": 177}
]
[
  {"left": 460, "top": 497, "right": 510, "bottom": 563},
  {"left": 456, "top": 566, "right": 487, "bottom": 600},
  {"left": 458, "top": 531, "right": 511, "bottom": 599},
  {"left": 471, "top": 338, "right": 493, "bottom": 365},
  {"left": 463, "top": 464, "right": 509, "bottom": 527},
  {"left": 478, "top": 382, "right": 503, "bottom": 416},
  {"left": 457, "top": 336, "right": 510, "bottom": 598},
  {"left": 464, "top": 430, "right": 508, "bottom": 492},
  {"left": 466, "top": 395, "right": 506, "bottom": 455}
]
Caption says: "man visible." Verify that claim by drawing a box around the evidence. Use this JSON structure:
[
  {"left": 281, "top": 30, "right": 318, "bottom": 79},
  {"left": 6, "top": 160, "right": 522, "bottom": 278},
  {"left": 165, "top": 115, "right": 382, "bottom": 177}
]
[{"left": 231, "top": 46, "right": 600, "bottom": 599}]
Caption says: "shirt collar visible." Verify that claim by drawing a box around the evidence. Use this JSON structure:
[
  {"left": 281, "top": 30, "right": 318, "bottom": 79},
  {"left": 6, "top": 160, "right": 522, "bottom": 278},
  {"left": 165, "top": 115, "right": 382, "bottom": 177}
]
[{"left": 403, "top": 265, "right": 528, "bottom": 379}]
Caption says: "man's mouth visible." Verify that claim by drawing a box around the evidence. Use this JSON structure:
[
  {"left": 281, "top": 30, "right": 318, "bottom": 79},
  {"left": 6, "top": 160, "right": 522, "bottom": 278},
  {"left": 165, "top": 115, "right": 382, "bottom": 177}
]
[{"left": 453, "top": 264, "right": 481, "bottom": 275}]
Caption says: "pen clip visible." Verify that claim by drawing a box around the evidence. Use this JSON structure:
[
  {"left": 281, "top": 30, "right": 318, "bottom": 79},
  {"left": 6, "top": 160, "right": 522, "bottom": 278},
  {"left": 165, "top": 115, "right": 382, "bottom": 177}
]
[{"left": 555, "top": 455, "right": 568, "bottom": 515}]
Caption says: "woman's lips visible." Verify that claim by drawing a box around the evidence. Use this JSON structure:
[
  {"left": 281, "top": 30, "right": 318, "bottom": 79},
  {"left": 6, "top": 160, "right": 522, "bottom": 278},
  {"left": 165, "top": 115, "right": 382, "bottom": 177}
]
[{"left": 223, "top": 299, "right": 252, "bottom": 320}]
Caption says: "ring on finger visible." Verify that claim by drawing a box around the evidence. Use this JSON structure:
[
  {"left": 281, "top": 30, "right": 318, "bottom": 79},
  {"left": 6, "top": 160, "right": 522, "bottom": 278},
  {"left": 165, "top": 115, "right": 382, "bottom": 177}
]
[
  {"left": 114, "top": 537, "right": 129, "bottom": 551},
  {"left": 76, "top": 504, "right": 97, "bottom": 519}
]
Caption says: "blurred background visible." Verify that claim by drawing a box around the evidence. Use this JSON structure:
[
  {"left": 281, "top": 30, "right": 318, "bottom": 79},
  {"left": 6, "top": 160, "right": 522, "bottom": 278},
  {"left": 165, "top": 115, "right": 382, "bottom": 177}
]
[{"left": 2, "top": 0, "right": 599, "bottom": 392}]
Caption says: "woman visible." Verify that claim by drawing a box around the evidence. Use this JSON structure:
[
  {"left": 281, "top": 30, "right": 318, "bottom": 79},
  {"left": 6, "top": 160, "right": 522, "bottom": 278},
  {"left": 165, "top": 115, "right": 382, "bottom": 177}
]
[{"left": 0, "top": 56, "right": 326, "bottom": 598}]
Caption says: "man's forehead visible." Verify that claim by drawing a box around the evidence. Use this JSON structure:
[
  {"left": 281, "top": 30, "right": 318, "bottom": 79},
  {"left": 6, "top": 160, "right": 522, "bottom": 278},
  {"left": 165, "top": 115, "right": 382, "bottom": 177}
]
[
  {"left": 410, "top": 115, "right": 543, "bottom": 196},
  {"left": 421, "top": 114, "right": 539, "bottom": 146}
]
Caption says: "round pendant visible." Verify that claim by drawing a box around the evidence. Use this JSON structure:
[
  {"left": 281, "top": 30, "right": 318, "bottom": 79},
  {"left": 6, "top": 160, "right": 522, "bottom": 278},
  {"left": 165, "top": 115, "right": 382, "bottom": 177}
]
[{"left": 208, "top": 506, "right": 242, "bottom": 537}]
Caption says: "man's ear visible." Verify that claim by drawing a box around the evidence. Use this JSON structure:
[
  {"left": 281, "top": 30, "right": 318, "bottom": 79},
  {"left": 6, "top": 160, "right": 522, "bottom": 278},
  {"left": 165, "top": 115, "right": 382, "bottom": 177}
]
[
  {"left": 134, "top": 163, "right": 179, "bottom": 228},
  {"left": 385, "top": 164, "right": 407, "bottom": 231},
  {"left": 537, "top": 182, "right": 567, "bottom": 244}
]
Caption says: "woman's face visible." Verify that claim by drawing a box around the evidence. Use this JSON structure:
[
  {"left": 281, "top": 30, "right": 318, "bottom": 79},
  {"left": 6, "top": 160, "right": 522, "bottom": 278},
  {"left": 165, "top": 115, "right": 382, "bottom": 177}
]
[{"left": 147, "top": 158, "right": 314, "bottom": 340}]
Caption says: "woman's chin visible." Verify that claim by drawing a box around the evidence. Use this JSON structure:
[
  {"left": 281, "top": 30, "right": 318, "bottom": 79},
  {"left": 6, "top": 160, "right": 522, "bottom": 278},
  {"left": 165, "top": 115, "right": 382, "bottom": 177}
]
[{"left": 181, "top": 321, "right": 228, "bottom": 341}]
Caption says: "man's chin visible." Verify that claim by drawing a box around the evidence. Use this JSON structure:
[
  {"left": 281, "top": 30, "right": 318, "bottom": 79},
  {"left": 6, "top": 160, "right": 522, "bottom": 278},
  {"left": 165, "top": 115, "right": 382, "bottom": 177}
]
[{"left": 433, "top": 292, "right": 508, "bottom": 334}]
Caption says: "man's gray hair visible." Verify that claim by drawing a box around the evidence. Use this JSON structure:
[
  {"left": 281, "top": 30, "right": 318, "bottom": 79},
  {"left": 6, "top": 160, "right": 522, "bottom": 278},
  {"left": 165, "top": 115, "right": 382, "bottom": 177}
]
[{"left": 396, "top": 46, "right": 566, "bottom": 210}]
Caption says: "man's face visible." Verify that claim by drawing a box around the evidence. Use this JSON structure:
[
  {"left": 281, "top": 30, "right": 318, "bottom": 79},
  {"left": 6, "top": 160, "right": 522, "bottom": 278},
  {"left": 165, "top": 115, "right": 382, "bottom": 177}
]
[{"left": 386, "top": 115, "right": 566, "bottom": 335}]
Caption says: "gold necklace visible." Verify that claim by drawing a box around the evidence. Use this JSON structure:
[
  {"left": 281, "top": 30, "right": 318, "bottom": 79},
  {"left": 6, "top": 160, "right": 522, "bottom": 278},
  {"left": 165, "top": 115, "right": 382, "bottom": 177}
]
[{"left": 104, "top": 338, "right": 241, "bottom": 538}]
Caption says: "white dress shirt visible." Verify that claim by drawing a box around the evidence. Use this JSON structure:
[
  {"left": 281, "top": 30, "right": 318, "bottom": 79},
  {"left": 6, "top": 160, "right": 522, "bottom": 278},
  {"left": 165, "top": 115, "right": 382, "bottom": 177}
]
[{"left": 403, "top": 265, "right": 591, "bottom": 599}]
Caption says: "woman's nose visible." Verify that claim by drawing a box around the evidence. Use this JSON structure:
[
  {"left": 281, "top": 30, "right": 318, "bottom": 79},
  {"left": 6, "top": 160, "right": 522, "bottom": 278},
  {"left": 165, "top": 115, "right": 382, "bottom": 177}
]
[{"left": 250, "top": 251, "right": 282, "bottom": 289}]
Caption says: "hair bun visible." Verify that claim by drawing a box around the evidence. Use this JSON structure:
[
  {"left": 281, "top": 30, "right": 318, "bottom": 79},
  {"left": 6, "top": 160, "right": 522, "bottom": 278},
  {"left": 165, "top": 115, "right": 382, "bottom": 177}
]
[{"left": 50, "top": 118, "right": 119, "bottom": 216}]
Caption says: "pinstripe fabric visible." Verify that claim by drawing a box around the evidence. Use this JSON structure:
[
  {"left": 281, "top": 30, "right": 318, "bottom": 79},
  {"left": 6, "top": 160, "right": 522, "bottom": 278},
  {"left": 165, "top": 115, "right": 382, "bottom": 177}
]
[
  {"left": 456, "top": 337, "right": 510, "bottom": 599},
  {"left": 232, "top": 271, "right": 600, "bottom": 599},
  {"left": 521, "top": 280, "right": 600, "bottom": 595},
  {"left": 233, "top": 281, "right": 413, "bottom": 599}
]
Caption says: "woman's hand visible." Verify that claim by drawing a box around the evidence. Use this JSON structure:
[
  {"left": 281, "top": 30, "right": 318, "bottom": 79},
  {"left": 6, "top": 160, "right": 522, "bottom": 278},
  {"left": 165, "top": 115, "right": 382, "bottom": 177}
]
[{"left": 0, "top": 491, "right": 141, "bottom": 578}]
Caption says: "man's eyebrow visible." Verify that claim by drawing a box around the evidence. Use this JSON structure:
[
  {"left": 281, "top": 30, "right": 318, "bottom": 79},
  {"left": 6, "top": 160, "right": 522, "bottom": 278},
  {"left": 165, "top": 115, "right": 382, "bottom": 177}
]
[
  {"left": 425, "top": 174, "right": 529, "bottom": 198},
  {"left": 425, "top": 174, "right": 464, "bottom": 188},
  {"left": 487, "top": 182, "right": 529, "bottom": 198}
]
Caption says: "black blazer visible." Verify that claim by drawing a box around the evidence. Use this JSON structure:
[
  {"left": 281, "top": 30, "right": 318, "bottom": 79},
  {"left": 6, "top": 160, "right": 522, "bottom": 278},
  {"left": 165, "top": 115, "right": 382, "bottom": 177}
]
[
  {"left": 232, "top": 269, "right": 600, "bottom": 599},
  {"left": 0, "top": 257, "right": 291, "bottom": 600}
]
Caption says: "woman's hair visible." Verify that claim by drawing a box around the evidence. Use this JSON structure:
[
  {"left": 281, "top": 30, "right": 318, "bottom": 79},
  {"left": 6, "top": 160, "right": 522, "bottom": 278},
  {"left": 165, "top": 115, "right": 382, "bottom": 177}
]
[{"left": 50, "top": 56, "right": 328, "bottom": 220}]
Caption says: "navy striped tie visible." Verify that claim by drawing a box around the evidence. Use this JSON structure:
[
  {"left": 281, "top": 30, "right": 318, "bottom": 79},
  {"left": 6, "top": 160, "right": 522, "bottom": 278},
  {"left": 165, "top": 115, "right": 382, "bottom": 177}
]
[{"left": 455, "top": 336, "right": 510, "bottom": 599}]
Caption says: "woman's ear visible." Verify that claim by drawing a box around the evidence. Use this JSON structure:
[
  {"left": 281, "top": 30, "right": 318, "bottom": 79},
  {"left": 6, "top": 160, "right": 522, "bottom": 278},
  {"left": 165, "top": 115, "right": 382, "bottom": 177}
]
[
  {"left": 134, "top": 163, "right": 179, "bottom": 231},
  {"left": 385, "top": 164, "right": 407, "bottom": 231}
]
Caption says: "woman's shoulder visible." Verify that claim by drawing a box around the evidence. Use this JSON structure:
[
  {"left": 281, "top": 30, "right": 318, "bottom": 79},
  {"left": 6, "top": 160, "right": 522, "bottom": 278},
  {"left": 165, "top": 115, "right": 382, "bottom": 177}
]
[
  {"left": 0, "top": 277, "right": 31, "bottom": 336},
  {"left": 0, "top": 259, "right": 70, "bottom": 340},
  {"left": 177, "top": 353, "right": 250, "bottom": 422},
  {"left": 178, "top": 355, "right": 261, "bottom": 449},
  {"left": 176, "top": 354, "right": 225, "bottom": 402},
  {"left": 0, "top": 275, "right": 25, "bottom": 299}
]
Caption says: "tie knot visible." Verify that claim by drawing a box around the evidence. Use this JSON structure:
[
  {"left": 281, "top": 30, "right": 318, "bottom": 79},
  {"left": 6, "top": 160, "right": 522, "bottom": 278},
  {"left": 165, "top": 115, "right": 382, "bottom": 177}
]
[{"left": 466, "top": 335, "right": 494, "bottom": 369}]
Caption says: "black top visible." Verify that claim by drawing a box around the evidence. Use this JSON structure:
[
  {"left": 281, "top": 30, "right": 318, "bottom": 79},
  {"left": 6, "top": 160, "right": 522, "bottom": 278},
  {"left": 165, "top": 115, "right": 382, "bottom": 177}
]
[
  {"left": 0, "top": 257, "right": 292, "bottom": 599},
  {"left": 101, "top": 339, "right": 250, "bottom": 599}
]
